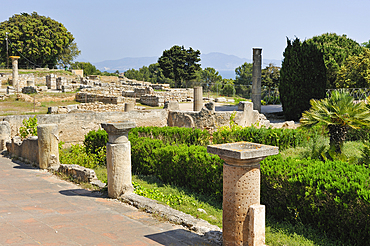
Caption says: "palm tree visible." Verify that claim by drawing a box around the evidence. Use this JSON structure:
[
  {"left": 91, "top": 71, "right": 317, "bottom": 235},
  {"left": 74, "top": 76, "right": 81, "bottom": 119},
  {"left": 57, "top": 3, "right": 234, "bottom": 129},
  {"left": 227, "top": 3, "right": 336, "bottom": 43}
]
[{"left": 300, "top": 90, "right": 370, "bottom": 153}]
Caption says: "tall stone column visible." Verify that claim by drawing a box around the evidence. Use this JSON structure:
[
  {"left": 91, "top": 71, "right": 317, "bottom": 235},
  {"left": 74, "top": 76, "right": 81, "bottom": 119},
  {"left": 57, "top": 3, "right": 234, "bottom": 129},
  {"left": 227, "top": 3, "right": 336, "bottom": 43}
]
[
  {"left": 101, "top": 121, "right": 136, "bottom": 199},
  {"left": 193, "top": 86, "right": 203, "bottom": 111},
  {"left": 37, "top": 124, "right": 60, "bottom": 170},
  {"left": 208, "top": 142, "right": 278, "bottom": 246},
  {"left": 252, "top": 48, "right": 262, "bottom": 113},
  {"left": 10, "top": 56, "right": 20, "bottom": 92}
]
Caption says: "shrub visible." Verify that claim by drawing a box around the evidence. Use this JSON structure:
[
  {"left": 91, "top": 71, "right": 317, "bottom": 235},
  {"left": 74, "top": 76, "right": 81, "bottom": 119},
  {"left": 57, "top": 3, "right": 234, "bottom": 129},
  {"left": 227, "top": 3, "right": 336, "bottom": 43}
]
[
  {"left": 19, "top": 116, "right": 37, "bottom": 139},
  {"left": 84, "top": 129, "right": 108, "bottom": 155},
  {"left": 261, "top": 155, "right": 370, "bottom": 245}
]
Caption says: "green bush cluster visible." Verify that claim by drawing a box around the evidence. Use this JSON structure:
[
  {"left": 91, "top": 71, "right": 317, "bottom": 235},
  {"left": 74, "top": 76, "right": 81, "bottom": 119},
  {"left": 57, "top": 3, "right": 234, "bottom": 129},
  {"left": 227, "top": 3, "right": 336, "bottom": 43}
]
[
  {"left": 130, "top": 126, "right": 210, "bottom": 146},
  {"left": 19, "top": 116, "right": 38, "bottom": 139},
  {"left": 261, "top": 155, "right": 370, "bottom": 245},
  {"left": 83, "top": 129, "right": 108, "bottom": 155},
  {"left": 129, "top": 125, "right": 314, "bottom": 151},
  {"left": 130, "top": 136, "right": 224, "bottom": 200}
]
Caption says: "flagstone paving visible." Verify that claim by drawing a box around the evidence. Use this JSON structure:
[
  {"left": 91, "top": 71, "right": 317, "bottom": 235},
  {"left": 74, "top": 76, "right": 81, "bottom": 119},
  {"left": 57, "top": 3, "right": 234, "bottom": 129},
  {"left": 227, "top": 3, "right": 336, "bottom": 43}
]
[{"left": 0, "top": 154, "right": 213, "bottom": 246}]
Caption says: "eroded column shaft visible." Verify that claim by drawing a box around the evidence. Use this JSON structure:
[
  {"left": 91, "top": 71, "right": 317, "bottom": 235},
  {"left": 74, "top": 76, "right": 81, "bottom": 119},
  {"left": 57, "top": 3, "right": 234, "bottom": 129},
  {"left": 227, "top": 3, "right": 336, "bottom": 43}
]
[
  {"left": 11, "top": 57, "right": 20, "bottom": 91},
  {"left": 222, "top": 159, "right": 261, "bottom": 246},
  {"left": 37, "top": 124, "right": 60, "bottom": 170},
  {"left": 252, "top": 48, "right": 262, "bottom": 113},
  {"left": 106, "top": 142, "right": 133, "bottom": 198},
  {"left": 193, "top": 86, "right": 203, "bottom": 111}
]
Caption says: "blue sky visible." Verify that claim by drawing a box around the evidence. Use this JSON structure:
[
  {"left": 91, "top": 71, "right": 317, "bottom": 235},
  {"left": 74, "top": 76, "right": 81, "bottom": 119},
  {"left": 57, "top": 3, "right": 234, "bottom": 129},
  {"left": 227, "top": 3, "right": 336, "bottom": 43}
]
[{"left": 2, "top": 0, "right": 369, "bottom": 63}]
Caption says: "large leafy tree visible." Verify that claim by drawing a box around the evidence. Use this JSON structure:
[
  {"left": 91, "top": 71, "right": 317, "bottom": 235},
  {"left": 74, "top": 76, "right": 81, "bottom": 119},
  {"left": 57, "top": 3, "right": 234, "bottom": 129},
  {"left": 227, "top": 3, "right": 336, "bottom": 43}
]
[
  {"left": 261, "top": 63, "right": 280, "bottom": 91},
  {"left": 306, "top": 33, "right": 363, "bottom": 89},
  {"left": 158, "top": 45, "right": 201, "bottom": 88},
  {"left": 279, "top": 37, "right": 327, "bottom": 121},
  {"left": 234, "top": 62, "right": 253, "bottom": 98},
  {"left": 0, "top": 12, "right": 80, "bottom": 68},
  {"left": 336, "top": 47, "right": 370, "bottom": 88},
  {"left": 198, "top": 67, "right": 222, "bottom": 92},
  {"left": 301, "top": 90, "right": 370, "bottom": 153}
]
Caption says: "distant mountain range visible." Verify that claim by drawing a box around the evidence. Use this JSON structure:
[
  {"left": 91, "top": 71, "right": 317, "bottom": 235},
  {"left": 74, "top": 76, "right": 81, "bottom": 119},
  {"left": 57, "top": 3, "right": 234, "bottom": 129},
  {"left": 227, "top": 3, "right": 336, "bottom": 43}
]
[{"left": 93, "top": 52, "right": 281, "bottom": 79}]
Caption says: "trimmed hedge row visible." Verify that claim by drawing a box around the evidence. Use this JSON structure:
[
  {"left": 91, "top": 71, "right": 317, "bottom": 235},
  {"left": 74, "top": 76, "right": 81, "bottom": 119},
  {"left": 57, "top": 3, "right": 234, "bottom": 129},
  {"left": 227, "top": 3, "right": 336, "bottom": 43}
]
[
  {"left": 129, "top": 126, "right": 315, "bottom": 150},
  {"left": 130, "top": 136, "right": 223, "bottom": 199},
  {"left": 261, "top": 155, "right": 370, "bottom": 245}
]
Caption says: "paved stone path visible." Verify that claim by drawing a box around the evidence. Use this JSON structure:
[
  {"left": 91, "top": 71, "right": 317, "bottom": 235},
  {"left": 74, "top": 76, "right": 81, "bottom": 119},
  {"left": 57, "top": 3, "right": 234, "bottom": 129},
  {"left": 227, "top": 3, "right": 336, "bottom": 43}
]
[{"left": 0, "top": 155, "right": 213, "bottom": 246}]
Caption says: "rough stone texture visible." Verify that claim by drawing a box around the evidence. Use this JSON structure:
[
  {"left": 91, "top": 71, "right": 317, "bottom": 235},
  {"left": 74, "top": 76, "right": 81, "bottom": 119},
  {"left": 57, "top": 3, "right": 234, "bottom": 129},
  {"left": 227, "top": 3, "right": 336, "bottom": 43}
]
[
  {"left": 121, "top": 193, "right": 222, "bottom": 239},
  {"left": 102, "top": 122, "right": 136, "bottom": 199},
  {"left": 6, "top": 136, "right": 39, "bottom": 164},
  {"left": 140, "top": 94, "right": 165, "bottom": 107},
  {"left": 124, "top": 102, "right": 135, "bottom": 112},
  {"left": 194, "top": 86, "right": 203, "bottom": 111},
  {"left": 208, "top": 141, "right": 278, "bottom": 246},
  {"left": 46, "top": 74, "right": 57, "bottom": 89},
  {"left": 163, "top": 101, "right": 180, "bottom": 111},
  {"left": 252, "top": 48, "right": 262, "bottom": 112},
  {"left": 248, "top": 205, "right": 266, "bottom": 246},
  {"left": 58, "top": 164, "right": 106, "bottom": 188},
  {"left": 168, "top": 102, "right": 270, "bottom": 130},
  {"left": 0, "top": 121, "right": 11, "bottom": 151},
  {"left": 1, "top": 110, "right": 168, "bottom": 146},
  {"left": 37, "top": 124, "right": 60, "bottom": 170},
  {"left": 22, "top": 86, "right": 37, "bottom": 94}
]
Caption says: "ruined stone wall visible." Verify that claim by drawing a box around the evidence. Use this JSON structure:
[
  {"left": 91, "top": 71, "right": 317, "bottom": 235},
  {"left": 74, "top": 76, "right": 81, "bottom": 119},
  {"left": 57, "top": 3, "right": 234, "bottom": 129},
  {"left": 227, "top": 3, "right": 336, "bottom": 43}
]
[
  {"left": 6, "top": 136, "right": 39, "bottom": 164},
  {"left": 1, "top": 110, "right": 168, "bottom": 145},
  {"left": 48, "top": 102, "right": 137, "bottom": 114},
  {"left": 75, "top": 92, "right": 131, "bottom": 104},
  {"left": 140, "top": 95, "right": 165, "bottom": 107}
]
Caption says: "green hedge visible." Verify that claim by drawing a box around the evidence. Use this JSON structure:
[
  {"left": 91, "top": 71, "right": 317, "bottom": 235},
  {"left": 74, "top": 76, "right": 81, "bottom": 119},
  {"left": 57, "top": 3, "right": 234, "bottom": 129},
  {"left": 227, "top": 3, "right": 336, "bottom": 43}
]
[
  {"left": 129, "top": 126, "right": 314, "bottom": 150},
  {"left": 130, "top": 136, "right": 223, "bottom": 199},
  {"left": 261, "top": 155, "right": 370, "bottom": 245}
]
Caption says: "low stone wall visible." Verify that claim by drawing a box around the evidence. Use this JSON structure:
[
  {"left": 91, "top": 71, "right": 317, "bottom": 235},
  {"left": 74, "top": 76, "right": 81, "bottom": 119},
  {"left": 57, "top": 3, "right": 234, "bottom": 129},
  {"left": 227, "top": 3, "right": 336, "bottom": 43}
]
[
  {"left": 167, "top": 102, "right": 270, "bottom": 130},
  {"left": 140, "top": 95, "right": 165, "bottom": 107},
  {"left": 1, "top": 110, "right": 168, "bottom": 145},
  {"left": 75, "top": 92, "right": 128, "bottom": 104},
  {"left": 6, "top": 136, "right": 39, "bottom": 165}
]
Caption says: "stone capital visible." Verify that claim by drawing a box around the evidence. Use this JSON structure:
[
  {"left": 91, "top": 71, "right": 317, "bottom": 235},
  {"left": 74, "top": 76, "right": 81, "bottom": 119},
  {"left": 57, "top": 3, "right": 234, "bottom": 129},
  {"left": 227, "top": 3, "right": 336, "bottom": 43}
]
[{"left": 101, "top": 121, "right": 136, "bottom": 144}]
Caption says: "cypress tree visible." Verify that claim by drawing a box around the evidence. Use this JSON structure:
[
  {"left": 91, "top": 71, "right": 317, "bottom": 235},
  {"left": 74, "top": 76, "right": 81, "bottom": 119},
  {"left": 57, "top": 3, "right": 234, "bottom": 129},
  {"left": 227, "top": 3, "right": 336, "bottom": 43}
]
[{"left": 279, "top": 37, "right": 327, "bottom": 121}]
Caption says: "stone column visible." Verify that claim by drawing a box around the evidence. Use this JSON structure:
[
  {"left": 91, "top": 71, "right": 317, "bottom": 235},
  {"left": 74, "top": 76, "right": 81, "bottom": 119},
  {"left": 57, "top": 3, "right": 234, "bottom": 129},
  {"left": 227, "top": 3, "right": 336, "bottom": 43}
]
[
  {"left": 10, "top": 56, "right": 20, "bottom": 92},
  {"left": 101, "top": 121, "right": 136, "bottom": 199},
  {"left": 124, "top": 103, "right": 135, "bottom": 112},
  {"left": 208, "top": 142, "right": 278, "bottom": 246},
  {"left": 37, "top": 124, "right": 60, "bottom": 170},
  {"left": 0, "top": 121, "right": 11, "bottom": 151},
  {"left": 193, "top": 86, "right": 203, "bottom": 111},
  {"left": 252, "top": 48, "right": 262, "bottom": 113}
]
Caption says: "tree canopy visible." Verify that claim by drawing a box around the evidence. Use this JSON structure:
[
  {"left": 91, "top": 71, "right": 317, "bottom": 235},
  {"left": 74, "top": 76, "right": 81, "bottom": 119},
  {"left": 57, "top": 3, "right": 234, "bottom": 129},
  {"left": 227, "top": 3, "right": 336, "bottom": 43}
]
[
  {"left": 306, "top": 33, "right": 363, "bottom": 89},
  {"left": 0, "top": 12, "right": 80, "bottom": 68},
  {"left": 158, "top": 45, "right": 201, "bottom": 88},
  {"left": 124, "top": 63, "right": 174, "bottom": 86},
  {"left": 336, "top": 47, "right": 370, "bottom": 88},
  {"left": 279, "top": 37, "right": 327, "bottom": 121},
  {"left": 261, "top": 63, "right": 280, "bottom": 90},
  {"left": 234, "top": 62, "right": 253, "bottom": 98}
]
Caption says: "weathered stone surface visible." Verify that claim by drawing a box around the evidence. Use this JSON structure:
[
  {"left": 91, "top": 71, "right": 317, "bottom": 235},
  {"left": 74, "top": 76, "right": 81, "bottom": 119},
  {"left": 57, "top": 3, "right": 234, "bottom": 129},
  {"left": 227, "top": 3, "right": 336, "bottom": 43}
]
[
  {"left": 37, "top": 124, "right": 59, "bottom": 170},
  {"left": 163, "top": 101, "right": 180, "bottom": 111},
  {"left": 0, "top": 121, "right": 11, "bottom": 151},
  {"left": 58, "top": 164, "right": 106, "bottom": 187},
  {"left": 6, "top": 136, "right": 39, "bottom": 164},
  {"left": 207, "top": 141, "right": 278, "bottom": 246},
  {"left": 248, "top": 204, "right": 266, "bottom": 246},
  {"left": 194, "top": 86, "right": 203, "bottom": 111}
]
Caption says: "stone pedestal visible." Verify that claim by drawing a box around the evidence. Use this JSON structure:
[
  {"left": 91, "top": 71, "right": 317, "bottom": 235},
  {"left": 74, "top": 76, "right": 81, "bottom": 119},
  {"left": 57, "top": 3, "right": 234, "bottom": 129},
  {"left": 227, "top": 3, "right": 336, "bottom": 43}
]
[
  {"left": 193, "top": 86, "right": 203, "bottom": 111},
  {"left": 207, "top": 142, "right": 278, "bottom": 246},
  {"left": 101, "top": 121, "right": 136, "bottom": 199},
  {"left": 252, "top": 48, "right": 262, "bottom": 113},
  {"left": 27, "top": 80, "right": 35, "bottom": 87},
  {"left": 124, "top": 103, "right": 135, "bottom": 112},
  {"left": 10, "top": 56, "right": 20, "bottom": 92},
  {"left": 37, "top": 124, "right": 60, "bottom": 170}
]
